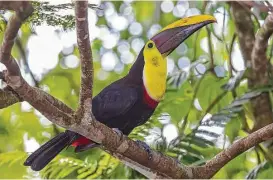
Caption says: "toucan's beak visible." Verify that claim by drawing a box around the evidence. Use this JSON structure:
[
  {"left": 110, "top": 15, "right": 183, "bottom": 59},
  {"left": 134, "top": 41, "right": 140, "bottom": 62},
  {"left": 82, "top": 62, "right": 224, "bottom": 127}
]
[{"left": 151, "top": 15, "right": 217, "bottom": 57}]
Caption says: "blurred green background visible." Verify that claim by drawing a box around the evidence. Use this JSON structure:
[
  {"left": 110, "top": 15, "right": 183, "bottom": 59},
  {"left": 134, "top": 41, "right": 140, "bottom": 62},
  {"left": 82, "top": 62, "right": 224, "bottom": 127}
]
[{"left": 0, "top": 0, "right": 272, "bottom": 179}]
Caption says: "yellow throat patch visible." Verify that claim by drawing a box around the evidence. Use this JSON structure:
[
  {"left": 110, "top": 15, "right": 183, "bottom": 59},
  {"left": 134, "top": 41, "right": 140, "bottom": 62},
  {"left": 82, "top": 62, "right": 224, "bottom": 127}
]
[{"left": 143, "top": 40, "right": 167, "bottom": 101}]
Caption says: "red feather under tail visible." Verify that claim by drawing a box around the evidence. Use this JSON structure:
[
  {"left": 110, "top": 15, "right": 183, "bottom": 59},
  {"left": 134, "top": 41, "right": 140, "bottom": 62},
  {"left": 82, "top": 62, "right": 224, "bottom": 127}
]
[{"left": 71, "top": 136, "right": 91, "bottom": 147}]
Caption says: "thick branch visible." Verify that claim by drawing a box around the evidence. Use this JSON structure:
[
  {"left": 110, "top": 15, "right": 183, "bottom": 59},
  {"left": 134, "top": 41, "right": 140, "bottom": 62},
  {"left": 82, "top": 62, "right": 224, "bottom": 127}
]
[
  {"left": 7, "top": 76, "right": 74, "bottom": 125},
  {"left": 250, "top": 13, "right": 273, "bottom": 130},
  {"left": 68, "top": 115, "right": 193, "bottom": 179},
  {"left": 237, "top": 1, "right": 272, "bottom": 12},
  {"left": 109, "top": 151, "right": 170, "bottom": 179},
  {"left": 231, "top": 2, "right": 273, "bottom": 130},
  {"left": 0, "top": 71, "right": 21, "bottom": 108},
  {"left": 0, "top": 1, "right": 33, "bottom": 13},
  {"left": 75, "top": 1, "right": 93, "bottom": 114},
  {"left": 0, "top": 86, "right": 21, "bottom": 108},
  {"left": 231, "top": 2, "right": 255, "bottom": 65}
]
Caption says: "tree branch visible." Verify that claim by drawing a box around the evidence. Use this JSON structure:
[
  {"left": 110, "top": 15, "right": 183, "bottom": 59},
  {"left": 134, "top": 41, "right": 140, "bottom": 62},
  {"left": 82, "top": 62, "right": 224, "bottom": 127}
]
[
  {"left": 231, "top": 1, "right": 273, "bottom": 131},
  {"left": 237, "top": 1, "right": 272, "bottom": 13},
  {"left": 0, "top": 86, "right": 21, "bottom": 108},
  {"left": 230, "top": 2, "right": 254, "bottom": 65},
  {"left": 250, "top": 13, "right": 273, "bottom": 130},
  {"left": 67, "top": 114, "right": 194, "bottom": 179},
  {"left": 0, "top": 1, "right": 33, "bottom": 13},
  {"left": 195, "top": 122, "right": 273, "bottom": 178},
  {"left": 0, "top": 2, "right": 32, "bottom": 108},
  {"left": 0, "top": 2, "right": 74, "bottom": 119},
  {"left": 75, "top": 1, "right": 93, "bottom": 115}
]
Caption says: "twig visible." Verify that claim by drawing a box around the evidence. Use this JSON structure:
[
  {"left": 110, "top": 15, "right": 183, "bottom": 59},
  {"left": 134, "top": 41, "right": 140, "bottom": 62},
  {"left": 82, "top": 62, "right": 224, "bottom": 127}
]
[
  {"left": 203, "top": 91, "right": 227, "bottom": 116},
  {"left": 255, "top": 147, "right": 261, "bottom": 164},
  {"left": 181, "top": 70, "right": 209, "bottom": 133},
  {"left": 265, "top": 1, "right": 273, "bottom": 11},
  {"left": 206, "top": 27, "right": 214, "bottom": 70},
  {"left": 228, "top": 34, "right": 237, "bottom": 75},
  {"left": 15, "top": 38, "right": 39, "bottom": 87},
  {"left": 256, "top": 144, "right": 273, "bottom": 162},
  {"left": 192, "top": 31, "right": 201, "bottom": 62}
]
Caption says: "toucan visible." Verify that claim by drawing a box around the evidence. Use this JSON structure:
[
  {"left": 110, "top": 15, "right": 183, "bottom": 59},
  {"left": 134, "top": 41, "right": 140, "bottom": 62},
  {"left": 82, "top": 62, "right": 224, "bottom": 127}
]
[{"left": 24, "top": 15, "right": 216, "bottom": 171}]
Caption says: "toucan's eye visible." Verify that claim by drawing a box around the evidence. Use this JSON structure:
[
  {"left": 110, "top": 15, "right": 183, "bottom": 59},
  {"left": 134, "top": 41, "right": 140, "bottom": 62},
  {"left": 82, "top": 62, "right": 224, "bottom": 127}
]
[{"left": 148, "top": 42, "right": 153, "bottom": 49}]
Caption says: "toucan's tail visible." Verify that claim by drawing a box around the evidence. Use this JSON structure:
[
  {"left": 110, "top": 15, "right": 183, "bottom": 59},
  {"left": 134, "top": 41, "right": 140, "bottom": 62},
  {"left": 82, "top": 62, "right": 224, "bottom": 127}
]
[{"left": 24, "top": 130, "right": 79, "bottom": 171}]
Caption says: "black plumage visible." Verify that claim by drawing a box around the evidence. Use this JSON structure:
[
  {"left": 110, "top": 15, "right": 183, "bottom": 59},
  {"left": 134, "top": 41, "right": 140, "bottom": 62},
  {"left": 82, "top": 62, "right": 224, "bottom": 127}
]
[{"left": 24, "top": 49, "right": 157, "bottom": 171}]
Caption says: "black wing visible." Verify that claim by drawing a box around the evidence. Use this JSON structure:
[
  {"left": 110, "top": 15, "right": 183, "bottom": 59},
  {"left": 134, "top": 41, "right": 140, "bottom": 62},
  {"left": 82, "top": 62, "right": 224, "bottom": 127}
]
[{"left": 92, "top": 87, "right": 138, "bottom": 121}]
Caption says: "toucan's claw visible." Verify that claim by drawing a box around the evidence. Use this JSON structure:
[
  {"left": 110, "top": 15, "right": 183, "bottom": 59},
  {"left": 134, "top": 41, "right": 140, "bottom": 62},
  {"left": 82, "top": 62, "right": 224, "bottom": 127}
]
[
  {"left": 172, "top": 156, "right": 180, "bottom": 164},
  {"left": 136, "top": 140, "right": 152, "bottom": 160},
  {"left": 112, "top": 128, "right": 123, "bottom": 139}
]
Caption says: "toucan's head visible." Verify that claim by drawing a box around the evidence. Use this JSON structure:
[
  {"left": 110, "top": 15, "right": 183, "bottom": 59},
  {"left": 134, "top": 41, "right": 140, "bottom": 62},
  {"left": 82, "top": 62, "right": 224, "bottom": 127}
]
[
  {"left": 129, "top": 14, "right": 216, "bottom": 80},
  {"left": 151, "top": 14, "right": 216, "bottom": 57}
]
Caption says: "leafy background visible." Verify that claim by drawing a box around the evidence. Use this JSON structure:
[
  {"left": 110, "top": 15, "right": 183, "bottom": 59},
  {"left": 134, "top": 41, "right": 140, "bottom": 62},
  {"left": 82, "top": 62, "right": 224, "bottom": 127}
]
[{"left": 0, "top": 0, "right": 272, "bottom": 179}]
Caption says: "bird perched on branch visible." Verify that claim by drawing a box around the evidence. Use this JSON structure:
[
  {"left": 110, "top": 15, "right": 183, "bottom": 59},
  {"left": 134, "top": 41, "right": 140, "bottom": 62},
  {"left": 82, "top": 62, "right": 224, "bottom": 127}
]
[{"left": 24, "top": 15, "right": 216, "bottom": 171}]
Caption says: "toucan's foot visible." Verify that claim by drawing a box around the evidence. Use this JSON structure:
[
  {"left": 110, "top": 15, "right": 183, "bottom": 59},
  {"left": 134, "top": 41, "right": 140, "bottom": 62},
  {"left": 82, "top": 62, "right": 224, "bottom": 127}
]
[
  {"left": 157, "top": 151, "right": 180, "bottom": 164},
  {"left": 172, "top": 156, "right": 180, "bottom": 164},
  {"left": 135, "top": 140, "right": 152, "bottom": 160},
  {"left": 112, "top": 128, "right": 123, "bottom": 139}
]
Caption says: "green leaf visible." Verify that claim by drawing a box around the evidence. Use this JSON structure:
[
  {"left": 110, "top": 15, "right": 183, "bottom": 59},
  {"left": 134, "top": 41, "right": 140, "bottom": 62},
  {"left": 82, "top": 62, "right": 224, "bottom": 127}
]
[
  {"left": 225, "top": 116, "right": 241, "bottom": 143},
  {"left": 0, "top": 151, "right": 27, "bottom": 178},
  {"left": 157, "top": 81, "right": 193, "bottom": 123},
  {"left": 197, "top": 72, "right": 232, "bottom": 114}
]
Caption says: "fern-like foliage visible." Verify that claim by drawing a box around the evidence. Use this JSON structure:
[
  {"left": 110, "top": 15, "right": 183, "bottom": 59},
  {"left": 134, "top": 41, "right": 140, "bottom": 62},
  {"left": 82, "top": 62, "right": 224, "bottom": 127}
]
[
  {"left": 221, "top": 70, "right": 245, "bottom": 91},
  {"left": 0, "top": 151, "right": 28, "bottom": 178},
  {"left": 40, "top": 152, "right": 120, "bottom": 179},
  {"left": 165, "top": 87, "right": 272, "bottom": 165},
  {"left": 0, "top": 151, "right": 27, "bottom": 167},
  {"left": 167, "top": 58, "right": 208, "bottom": 89},
  {"left": 245, "top": 161, "right": 273, "bottom": 179}
]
